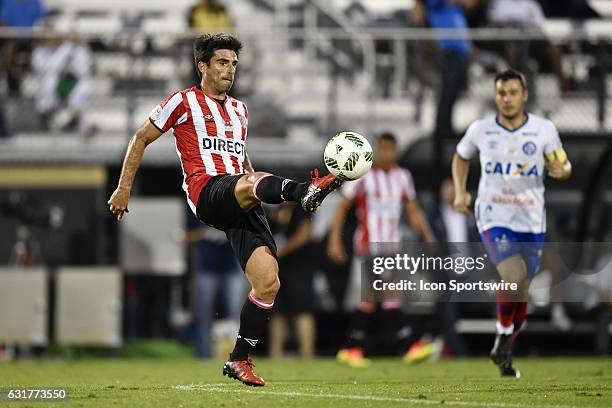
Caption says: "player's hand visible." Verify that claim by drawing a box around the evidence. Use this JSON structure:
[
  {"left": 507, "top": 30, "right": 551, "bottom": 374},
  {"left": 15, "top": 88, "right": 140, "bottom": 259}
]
[
  {"left": 453, "top": 190, "right": 472, "bottom": 215},
  {"left": 547, "top": 159, "right": 569, "bottom": 179},
  {"left": 328, "top": 239, "right": 347, "bottom": 264},
  {"left": 108, "top": 187, "right": 130, "bottom": 220}
]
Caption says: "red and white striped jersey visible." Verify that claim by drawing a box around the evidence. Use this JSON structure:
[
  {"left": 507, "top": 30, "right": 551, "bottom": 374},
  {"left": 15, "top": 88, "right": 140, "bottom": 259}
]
[
  {"left": 341, "top": 164, "right": 416, "bottom": 256},
  {"left": 149, "top": 86, "right": 248, "bottom": 214}
]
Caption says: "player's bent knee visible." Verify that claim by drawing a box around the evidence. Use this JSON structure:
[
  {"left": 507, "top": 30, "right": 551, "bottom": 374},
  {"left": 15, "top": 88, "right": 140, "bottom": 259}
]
[
  {"left": 238, "top": 172, "right": 269, "bottom": 192},
  {"left": 235, "top": 172, "right": 271, "bottom": 208}
]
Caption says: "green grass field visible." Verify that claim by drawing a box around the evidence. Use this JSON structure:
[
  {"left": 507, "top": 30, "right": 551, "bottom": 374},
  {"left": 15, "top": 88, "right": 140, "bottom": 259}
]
[{"left": 0, "top": 357, "right": 610, "bottom": 407}]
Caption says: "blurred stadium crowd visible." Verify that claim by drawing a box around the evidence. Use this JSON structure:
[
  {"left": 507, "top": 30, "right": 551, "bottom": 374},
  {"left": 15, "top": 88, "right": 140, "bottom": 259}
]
[{"left": 1, "top": 0, "right": 612, "bottom": 360}]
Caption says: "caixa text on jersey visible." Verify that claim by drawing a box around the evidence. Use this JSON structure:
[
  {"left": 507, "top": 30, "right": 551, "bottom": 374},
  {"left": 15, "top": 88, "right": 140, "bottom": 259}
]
[{"left": 484, "top": 161, "right": 539, "bottom": 177}]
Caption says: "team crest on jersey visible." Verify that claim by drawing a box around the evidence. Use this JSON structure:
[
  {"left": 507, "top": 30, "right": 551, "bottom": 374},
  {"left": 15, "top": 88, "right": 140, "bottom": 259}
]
[
  {"left": 238, "top": 115, "right": 247, "bottom": 127},
  {"left": 487, "top": 139, "right": 499, "bottom": 149},
  {"left": 522, "top": 141, "right": 537, "bottom": 156},
  {"left": 494, "top": 234, "right": 512, "bottom": 253}
]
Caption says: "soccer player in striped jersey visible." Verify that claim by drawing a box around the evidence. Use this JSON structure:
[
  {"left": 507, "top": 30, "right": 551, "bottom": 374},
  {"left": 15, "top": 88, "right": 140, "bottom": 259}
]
[
  {"left": 107, "top": 34, "right": 342, "bottom": 386},
  {"left": 328, "top": 132, "right": 436, "bottom": 367},
  {"left": 452, "top": 69, "right": 571, "bottom": 377}
]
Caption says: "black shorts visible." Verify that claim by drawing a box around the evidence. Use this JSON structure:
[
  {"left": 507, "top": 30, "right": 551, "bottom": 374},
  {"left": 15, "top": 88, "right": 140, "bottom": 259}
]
[{"left": 196, "top": 174, "right": 277, "bottom": 271}]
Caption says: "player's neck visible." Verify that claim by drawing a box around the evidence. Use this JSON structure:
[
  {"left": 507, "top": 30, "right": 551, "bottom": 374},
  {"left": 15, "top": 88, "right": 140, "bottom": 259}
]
[
  {"left": 497, "top": 111, "right": 527, "bottom": 130},
  {"left": 200, "top": 81, "right": 227, "bottom": 101}
]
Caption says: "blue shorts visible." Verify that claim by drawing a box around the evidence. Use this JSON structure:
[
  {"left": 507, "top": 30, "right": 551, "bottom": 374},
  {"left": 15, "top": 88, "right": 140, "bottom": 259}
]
[{"left": 480, "top": 227, "right": 545, "bottom": 279}]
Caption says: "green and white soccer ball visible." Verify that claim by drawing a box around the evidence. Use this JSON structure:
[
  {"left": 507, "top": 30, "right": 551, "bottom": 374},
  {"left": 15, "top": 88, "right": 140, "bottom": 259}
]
[{"left": 324, "top": 131, "right": 373, "bottom": 181}]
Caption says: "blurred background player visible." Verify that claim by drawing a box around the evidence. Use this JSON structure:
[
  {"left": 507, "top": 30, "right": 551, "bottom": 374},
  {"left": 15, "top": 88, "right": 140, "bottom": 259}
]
[
  {"left": 328, "top": 132, "right": 436, "bottom": 367},
  {"left": 426, "top": 177, "right": 477, "bottom": 358},
  {"left": 452, "top": 69, "right": 571, "bottom": 377},
  {"left": 32, "top": 31, "right": 93, "bottom": 134},
  {"left": 188, "top": 0, "right": 231, "bottom": 32},
  {"left": 184, "top": 218, "right": 245, "bottom": 359},
  {"left": 417, "top": 0, "right": 475, "bottom": 140},
  {"left": 488, "top": 0, "right": 571, "bottom": 94},
  {"left": 268, "top": 202, "right": 316, "bottom": 359}
]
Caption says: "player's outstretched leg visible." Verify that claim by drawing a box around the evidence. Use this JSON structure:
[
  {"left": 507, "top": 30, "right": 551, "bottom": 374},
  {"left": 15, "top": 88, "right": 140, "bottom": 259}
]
[
  {"left": 223, "top": 247, "right": 279, "bottom": 387},
  {"left": 235, "top": 170, "right": 342, "bottom": 213}
]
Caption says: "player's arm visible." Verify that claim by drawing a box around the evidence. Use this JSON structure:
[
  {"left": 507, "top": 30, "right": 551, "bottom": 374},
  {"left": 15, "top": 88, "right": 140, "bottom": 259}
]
[
  {"left": 452, "top": 153, "right": 472, "bottom": 214},
  {"left": 404, "top": 199, "right": 436, "bottom": 243},
  {"left": 277, "top": 219, "right": 312, "bottom": 258},
  {"left": 327, "top": 196, "right": 354, "bottom": 264},
  {"left": 107, "top": 120, "right": 163, "bottom": 220},
  {"left": 546, "top": 148, "right": 572, "bottom": 180},
  {"left": 244, "top": 150, "right": 255, "bottom": 173}
]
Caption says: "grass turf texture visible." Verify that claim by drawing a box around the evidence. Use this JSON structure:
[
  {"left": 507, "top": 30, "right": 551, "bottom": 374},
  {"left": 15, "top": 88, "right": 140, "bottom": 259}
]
[{"left": 0, "top": 357, "right": 610, "bottom": 407}]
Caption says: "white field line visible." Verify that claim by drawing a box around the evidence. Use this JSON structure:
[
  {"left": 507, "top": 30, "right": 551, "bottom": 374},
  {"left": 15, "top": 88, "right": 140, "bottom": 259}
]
[{"left": 174, "top": 383, "right": 590, "bottom": 408}]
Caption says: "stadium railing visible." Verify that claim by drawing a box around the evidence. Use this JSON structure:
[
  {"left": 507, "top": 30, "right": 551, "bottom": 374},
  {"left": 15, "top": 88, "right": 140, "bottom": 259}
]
[{"left": 0, "top": 22, "right": 610, "bottom": 166}]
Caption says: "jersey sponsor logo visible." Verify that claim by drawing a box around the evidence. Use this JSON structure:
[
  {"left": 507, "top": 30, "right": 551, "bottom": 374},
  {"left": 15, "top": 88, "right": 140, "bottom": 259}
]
[
  {"left": 485, "top": 130, "right": 500, "bottom": 135},
  {"left": 491, "top": 195, "right": 535, "bottom": 206},
  {"left": 484, "top": 161, "right": 539, "bottom": 176},
  {"left": 201, "top": 136, "right": 245, "bottom": 157},
  {"left": 522, "top": 132, "right": 537, "bottom": 136},
  {"left": 522, "top": 141, "right": 537, "bottom": 156}
]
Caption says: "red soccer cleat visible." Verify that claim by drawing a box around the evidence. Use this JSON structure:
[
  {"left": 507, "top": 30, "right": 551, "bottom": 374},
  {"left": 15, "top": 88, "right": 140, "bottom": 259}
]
[
  {"left": 301, "top": 168, "right": 343, "bottom": 212},
  {"left": 222, "top": 357, "right": 266, "bottom": 387},
  {"left": 337, "top": 347, "right": 371, "bottom": 367}
]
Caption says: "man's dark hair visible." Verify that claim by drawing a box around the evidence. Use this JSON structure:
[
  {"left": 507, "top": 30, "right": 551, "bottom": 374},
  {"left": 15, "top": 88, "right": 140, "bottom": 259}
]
[
  {"left": 193, "top": 33, "right": 243, "bottom": 73},
  {"left": 494, "top": 69, "right": 527, "bottom": 90},
  {"left": 377, "top": 131, "right": 398, "bottom": 145}
]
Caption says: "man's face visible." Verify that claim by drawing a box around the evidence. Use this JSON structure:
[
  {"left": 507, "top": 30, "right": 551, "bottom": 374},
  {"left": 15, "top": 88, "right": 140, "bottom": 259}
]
[
  {"left": 375, "top": 139, "right": 399, "bottom": 168},
  {"left": 200, "top": 49, "right": 238, "bottom": 94},
  {"left": 494, "top": 79, "right": 527, "bottom": 121}
]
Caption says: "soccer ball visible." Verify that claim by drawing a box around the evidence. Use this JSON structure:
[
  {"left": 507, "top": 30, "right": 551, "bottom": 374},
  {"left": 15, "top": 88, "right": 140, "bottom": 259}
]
[{"left": 324, "top": 131, "right": 373, "bottom": 181}]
